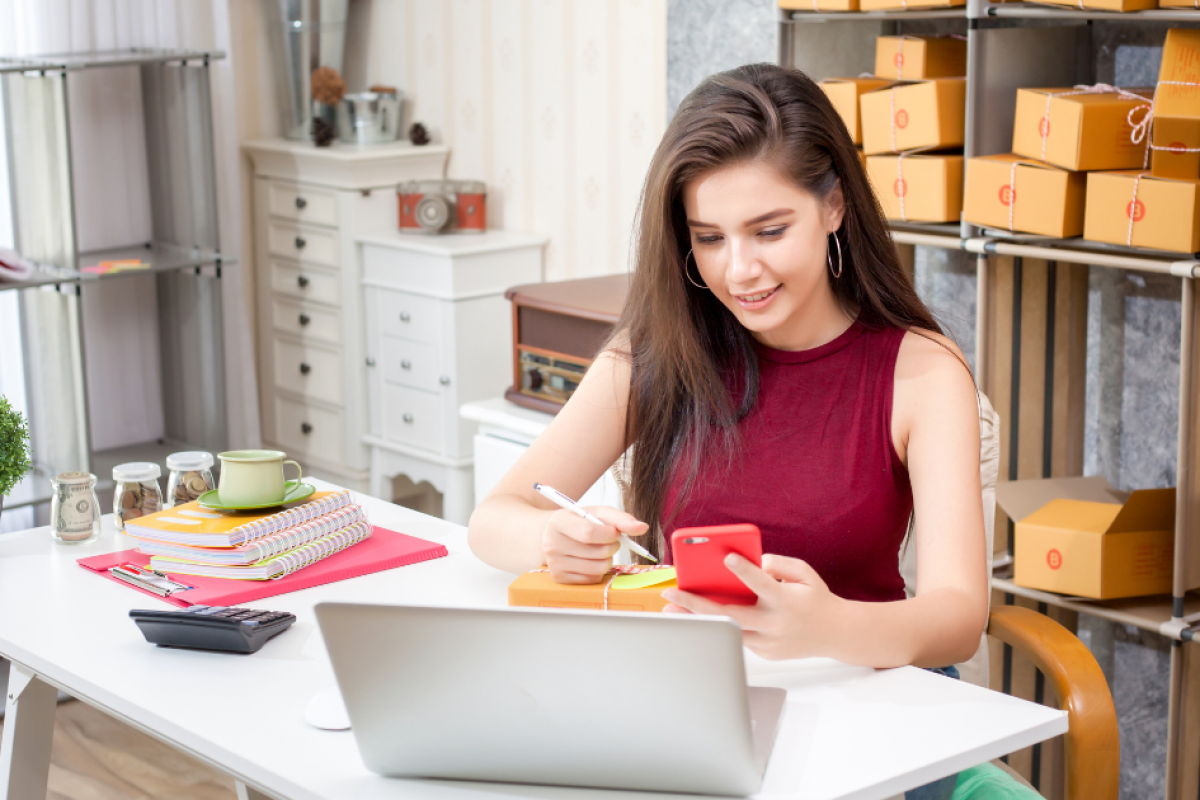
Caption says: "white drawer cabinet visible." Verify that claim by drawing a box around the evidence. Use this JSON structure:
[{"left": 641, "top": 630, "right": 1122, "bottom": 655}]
[
  {"left": 361, "top": 230, "right": 545, "bottom": 524},
  {"left": 245, "top": 139, "right": 450, "bottom": 490}
]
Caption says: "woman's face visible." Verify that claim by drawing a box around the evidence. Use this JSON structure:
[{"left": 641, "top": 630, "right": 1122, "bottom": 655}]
[{"left": 682, "top": 160, "right": 845, "bottom": 350}]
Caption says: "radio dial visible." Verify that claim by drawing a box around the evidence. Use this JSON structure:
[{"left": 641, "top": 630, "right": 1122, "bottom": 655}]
[{"left": 527, "top": 368, "right": 543, "bottom": 390}]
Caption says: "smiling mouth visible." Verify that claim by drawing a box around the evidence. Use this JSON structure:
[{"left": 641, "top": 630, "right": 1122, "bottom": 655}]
[{"left": 734, "top": 286, "right": 780, "bottom": 303}]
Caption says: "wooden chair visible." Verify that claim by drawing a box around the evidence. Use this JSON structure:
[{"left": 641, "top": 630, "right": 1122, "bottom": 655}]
[{"left": 986, "top": 605, "right": 1120, "bottom": 800}]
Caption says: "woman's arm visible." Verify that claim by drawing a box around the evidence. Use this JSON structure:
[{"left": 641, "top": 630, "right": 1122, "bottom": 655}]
[
  {"left": 663, "top": 331, "right": 988, "bottom": 668},
  {"left": 467, "top": 348, "right": 648, "bottom": 579}
]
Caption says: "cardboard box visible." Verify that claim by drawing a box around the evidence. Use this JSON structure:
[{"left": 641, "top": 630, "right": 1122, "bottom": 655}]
[
  {"left": 508, "top": 568, "right": 677, "bottom": 612},
  {"left": 962, "top": 154, "right": 1086, "bottom": 238},
  {"left": 874, "top": 36, "right": 967, "bottom": 81},
  {"left": 860, "top": 79, "right": 966, "bottom": 155},
  {"left": 1012, "top": 87, "right": 1154, "bottom": 172},
  {"left": 821, "top": 78, "right": 894, "bottom": 144},
  {"left": 1152, "top": 30, "right": 1200, "bottom": 180},
  {"left": 860, "top": 0, "right": 964, "bottom": 10},
  {"left": 867, "top": 154, "right": 963, "bottom": 222},
  {"left": 1084, "top": 170, "right": 1200, "bottom": 253},
  {"left": 1029, "top": 0, "right": 1154, "bottom": 9},
  {"left": 995, "top": 476, "right": 1174, "bottom": 600},
  {"left": 779, "top": 0, "right": 859, "bottom": 10}
]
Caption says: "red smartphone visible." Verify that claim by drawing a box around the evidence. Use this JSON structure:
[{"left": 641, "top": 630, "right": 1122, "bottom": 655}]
[{"left": 671, "top": 524, "right": 763, "bottom": 606}]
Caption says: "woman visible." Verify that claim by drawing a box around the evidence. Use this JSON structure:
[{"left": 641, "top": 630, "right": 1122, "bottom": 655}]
[{"left": 468, "top": 63, "right": 987, "bottom": 673}]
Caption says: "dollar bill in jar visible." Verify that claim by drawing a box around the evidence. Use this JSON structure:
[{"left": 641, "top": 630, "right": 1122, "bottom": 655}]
[{"left": 51, "top": 471, "right": 101, "bottom": 544}]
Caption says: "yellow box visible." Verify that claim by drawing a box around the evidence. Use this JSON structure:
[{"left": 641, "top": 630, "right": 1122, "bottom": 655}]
[
  {"left": 779, "top": 0, "right": 859, "bottom": 10},
  {"left": 995, "top": 476, "right": 1174, "bottom": 600},
  {"left": 1152, "top": 30, "right": 1200, "bottom": 180},
  {"left": 1012, "top": 87, "right": 1154, "bottom": 172},
  {"left": 860, "top": 0, "right": 964, "bottom": 10},
  {"left": 1029, "top": 0, "right": 1155, "bottom": 9},
  {"left": 867, "top": 154, "right": 963, "bottom": 223},
  {"left": 1084, "top": 170, "right": 1200, "bottom": 253},
  {"left": 508, "top": 569, "right": 676, "bottom": 612},
  {"left": 821, "top": 78, "right": 894, "bottom": 144},
  {"left": 874, "top": 36, "right": 967, "bottom": 80},
  {"left": 963, "top": 154, "right": 1085, "bottom": 238},
  {"left": 860, "top": 79, "right": 966, "bottom": 155}
]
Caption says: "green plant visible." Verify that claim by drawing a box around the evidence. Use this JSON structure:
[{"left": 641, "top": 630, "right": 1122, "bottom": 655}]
[{"left": 0, "top": 395, "right": 32, "bottom": 497}]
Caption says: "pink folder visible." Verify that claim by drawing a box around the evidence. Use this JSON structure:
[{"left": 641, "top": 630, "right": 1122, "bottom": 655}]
[{"left": 78, "top": 526, "right": 448, "bottom": 608}]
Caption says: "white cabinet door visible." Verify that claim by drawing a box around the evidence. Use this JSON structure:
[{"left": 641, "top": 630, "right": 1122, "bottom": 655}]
[{"left": 472, "top": 433, "right": 622, "bottom": 510}]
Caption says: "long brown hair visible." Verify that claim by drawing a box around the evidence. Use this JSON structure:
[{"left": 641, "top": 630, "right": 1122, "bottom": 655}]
[{"left": 613, "top": 63, "right": 944, "bottom": 561}]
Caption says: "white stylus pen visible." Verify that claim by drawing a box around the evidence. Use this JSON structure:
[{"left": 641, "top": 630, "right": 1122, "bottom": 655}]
[{"left": 533, "top": 482, "right": 658, "bottom": 563}]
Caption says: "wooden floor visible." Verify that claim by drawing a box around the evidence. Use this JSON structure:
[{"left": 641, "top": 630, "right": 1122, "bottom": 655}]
[{"left": 0, "top": 700, "right": 236, "bottom": 800}]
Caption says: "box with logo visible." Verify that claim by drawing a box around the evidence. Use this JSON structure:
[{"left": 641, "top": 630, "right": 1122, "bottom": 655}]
[
  {"left": 859, "top": 0, "right": 964, "bottom": 10},
  {"left": 508, "top": 567, "right": 677, "bottom": 612},
  {"left": 1083, "top": 170, "right": 1200, "bottom": 253},
  {"left": 779, "top": 0, "right": 859, "bottom": 10},
  {"left": 1151, "top": 30, "right": 1200, "bottom": 180},
  {"left": 821, "top": 78, "right": 894, "bottom": 145},
  {"left": 866, "top": 154, "right": 963, "bottom": 223},
  {"left": 1011, "top": 87, "right": 1153, "bottom": 172},
  {"left": 962, "top": 154, "right": 1085, "bottom": 238},
  {"left": 995, "top": 476, "right": 1174, "bottom": 600},
  {"left": 874, "top": 36, "right": 967, "bottom": 81},
  {"left": 860, "top": 79, "right": 966, "bottom": 155}
]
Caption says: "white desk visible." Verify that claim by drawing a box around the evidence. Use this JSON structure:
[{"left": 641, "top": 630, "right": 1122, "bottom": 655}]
[{"left": 0, "top": 480, "right": 1066, "bottom": 800}]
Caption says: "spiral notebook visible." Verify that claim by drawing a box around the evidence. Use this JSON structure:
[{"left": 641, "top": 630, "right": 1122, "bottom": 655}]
[
  {"left": 77, "top": 526, "right": 449, "bottom": 608},
  {"left": 123, "top": 490, "right": 353, "bottom": 547}
]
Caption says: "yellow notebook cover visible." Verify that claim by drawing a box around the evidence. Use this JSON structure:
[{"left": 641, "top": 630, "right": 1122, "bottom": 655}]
[{"left": 123, "top": 490, "right": 351, "bottom": 548}]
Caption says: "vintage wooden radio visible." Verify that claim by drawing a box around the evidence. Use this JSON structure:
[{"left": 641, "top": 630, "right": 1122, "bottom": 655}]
[{"left": 504, "top": 274, "right": 629, "bottom": 414}]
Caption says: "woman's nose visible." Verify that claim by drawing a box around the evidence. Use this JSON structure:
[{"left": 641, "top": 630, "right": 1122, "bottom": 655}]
[{"left": 726, "top": 239, "right": 762, "bottom": 284}]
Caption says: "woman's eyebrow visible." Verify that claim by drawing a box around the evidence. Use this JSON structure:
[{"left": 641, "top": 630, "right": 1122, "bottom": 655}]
[{"left": 686, "top": 208, "right": 795, "bottom": 228}]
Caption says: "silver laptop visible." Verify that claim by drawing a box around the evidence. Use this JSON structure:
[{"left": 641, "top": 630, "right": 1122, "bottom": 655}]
[{"left": 315, "top": 603, "right": 786, "bottom": 796}]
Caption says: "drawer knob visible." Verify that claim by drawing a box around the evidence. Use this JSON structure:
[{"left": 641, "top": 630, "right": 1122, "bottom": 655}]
[
  {"left": 301, "top": 422, "right": 313, "bottom": 434},
  {"left": 399, "top": 311, "right": 412, "bottom": 322},
  {"left": 365, "top": 357, "right": 377, "bottom": 367},
  {"left": 403, "top": 413, "right": 414, "bottom": 424},
  {"left": 295, "top": 197, "right": 307, "bottom": 210},
  {"left": 297, "top": 275, "right": 309, "bottom": 288},
  {"left": 439, "top": 375, "right": 451, "bottom": 386},
  {"left": 299, "top": 313, "right": 311, "bottom": 326},
  {"left": 401, "top": 359, "right": 412, "bottom": 370},
  {"left": 295, "top": 236, "right": 307, "bottom": 249},
  {"left": 300, "top": 362, "right": 311, "bottom": 375}
]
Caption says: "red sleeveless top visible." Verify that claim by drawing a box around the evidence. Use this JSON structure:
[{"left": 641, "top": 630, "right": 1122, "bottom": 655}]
[{"left": 661, "top": 321, "right": 912, "bottom": 603}]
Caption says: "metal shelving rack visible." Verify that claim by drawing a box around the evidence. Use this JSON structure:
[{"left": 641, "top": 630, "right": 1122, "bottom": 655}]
[
  {"left": 0, "top": 48, "right": 233, "bottom": 513},
  {"left": 781, "top": 5, "right": 1200, "bottom": 798}
]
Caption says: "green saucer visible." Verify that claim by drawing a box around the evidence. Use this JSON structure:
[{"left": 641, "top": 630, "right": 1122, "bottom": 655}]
[{"left": 197, "top": 481, "right": 316, "bottom": 511}]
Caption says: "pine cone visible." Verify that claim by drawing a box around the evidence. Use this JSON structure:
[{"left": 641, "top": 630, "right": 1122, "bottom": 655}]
[
  {"left": 312, "top": 117, "right": 335, "bottom": 147},
  {"left": 311, "top": 66, "right": 346, "bottom": 106},
  {"left": 409, "top": 122, "right": 430, "bottom": 146}
]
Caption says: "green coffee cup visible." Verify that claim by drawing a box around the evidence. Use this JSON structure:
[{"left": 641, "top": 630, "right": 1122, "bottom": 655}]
[{"left": 217, "top": 450, "right": 302, "bottom": 507}]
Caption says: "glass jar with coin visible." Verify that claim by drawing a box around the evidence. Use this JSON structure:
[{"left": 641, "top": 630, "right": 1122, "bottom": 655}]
[
  {"left": 165, "top": 451, "right": 215, "bottom": 509},
  {"left": 50, "top": 471, "right": 101, "bottom": 544},
  {"left": 113, "top": 462, "right": 163, "bottom": 532}
]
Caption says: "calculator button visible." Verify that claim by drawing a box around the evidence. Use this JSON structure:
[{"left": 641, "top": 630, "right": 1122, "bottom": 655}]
[
  {"left": 195, "top": 607, "right": 227, "bottom": 615},
  {"left": 187, "top": 606, "right": 210, "bottom": 613}
]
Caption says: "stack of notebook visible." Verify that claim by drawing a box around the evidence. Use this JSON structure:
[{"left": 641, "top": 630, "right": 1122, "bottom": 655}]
[{"left": 123, "top": 489, "right": 373, "bottom": 580}]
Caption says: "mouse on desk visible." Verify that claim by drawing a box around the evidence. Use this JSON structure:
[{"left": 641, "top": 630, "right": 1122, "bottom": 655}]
[{"left": 306, "top": 685, "right": 351, "bottom": 731}]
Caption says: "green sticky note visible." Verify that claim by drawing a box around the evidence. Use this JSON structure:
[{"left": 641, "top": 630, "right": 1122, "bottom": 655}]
[{"left": 610, "top": 568, "right": 677, "bottom": 590}]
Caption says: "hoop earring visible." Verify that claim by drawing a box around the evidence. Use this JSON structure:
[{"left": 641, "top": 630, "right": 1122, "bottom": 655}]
[
  {"left": 683, "top": 249, "right": 709, "bottom": 290},
  {"left": 827, "top": 232, "right": 843, "bottom": 280}
]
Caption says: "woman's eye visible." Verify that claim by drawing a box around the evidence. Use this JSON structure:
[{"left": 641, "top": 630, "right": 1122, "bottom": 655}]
[
  {"left": 759, "top": 226, "right": 786, "bottom": 238},
  {"left": 696, "top": 235, "right": 722, "bottom": 244}
]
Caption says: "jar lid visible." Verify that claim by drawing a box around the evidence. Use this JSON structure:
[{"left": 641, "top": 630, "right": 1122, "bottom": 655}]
[
  {"left": 166, "top": 451, "right": 214, "bottom": 471},
  {"left": 112, "top": 462, "right": 161, "bottom": 482},
  {"left": 54, "top": 471, "right": 95, "bottom": 485}
]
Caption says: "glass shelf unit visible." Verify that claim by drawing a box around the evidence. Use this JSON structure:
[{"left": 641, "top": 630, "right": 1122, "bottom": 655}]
[{"left": 781, "top": 7, "right": 966, "bottom": 21}]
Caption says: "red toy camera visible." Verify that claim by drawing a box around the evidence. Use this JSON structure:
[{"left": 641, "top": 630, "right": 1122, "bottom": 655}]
[{"left": 398, "top": 179, "right": 487, "bottom": 234}]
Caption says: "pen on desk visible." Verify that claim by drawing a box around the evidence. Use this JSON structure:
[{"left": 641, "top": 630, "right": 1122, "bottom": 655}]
[{"left": 532, "top": 482, "right": 658, "bottom": 564}]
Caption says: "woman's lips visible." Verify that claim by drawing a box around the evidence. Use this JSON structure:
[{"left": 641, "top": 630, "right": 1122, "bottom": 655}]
[{"left": 733, "top": 284, "right": 781, "bottom": 311}]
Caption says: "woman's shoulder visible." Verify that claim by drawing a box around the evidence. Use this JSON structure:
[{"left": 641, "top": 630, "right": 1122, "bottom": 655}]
[{"left": 894, "top": 327, "right": 972, "bottom": 383}]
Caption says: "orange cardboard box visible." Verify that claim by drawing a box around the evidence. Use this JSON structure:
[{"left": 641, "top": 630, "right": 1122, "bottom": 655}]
[
  {"left": 962, "top": 154, "right": 1085, "bottom": 238},
  {"left": 860, "top": 79, "right": 966, "bottom": 155},
  {"left": 867, "top": 154, "right": 963, "bottom": 223},
  {"left": 1030, "top": 0, "right": 1154, "bottom": 9},
  {"left": 860, "top": 0, "right": 964, "bottom": 10},
  {"left": 779, "top": 0, "right": 859, "bottom": 10},
  {"left": 874, "top": 36, "right": 967, "bottom": 80},
  {"left": 995, "top": 476, "right": 1174, "bottom": 600},
  {"left": 1012, "top": 87, "right": 1154, "bottom": 172},
  {"left": 1152, "top": 30, "right": 1200, "bottom": 180},
  {"left": 508, "top": 569, "right": 677, "bottom": 612},
  {"left": 821, "top": 78, "right": 894, "bottom": 144},
  {"left": 1083, "top": 170, "right": 1200, "bottom": 253}
]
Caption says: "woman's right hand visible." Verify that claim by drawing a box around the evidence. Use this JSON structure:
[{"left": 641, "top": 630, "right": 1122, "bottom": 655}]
[{"left": 541, "top": 506, "right": 650, "bottom": 584}]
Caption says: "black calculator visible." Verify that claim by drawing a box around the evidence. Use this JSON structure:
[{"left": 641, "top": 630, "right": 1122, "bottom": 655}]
[{"left": 129, "top": 605, "right": 297, "bottom": 654}]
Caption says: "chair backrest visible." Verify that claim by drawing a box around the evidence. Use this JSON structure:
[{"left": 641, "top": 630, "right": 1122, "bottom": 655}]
[{"left": 898, "top": 390, "right": 1001, "bottom": 687}]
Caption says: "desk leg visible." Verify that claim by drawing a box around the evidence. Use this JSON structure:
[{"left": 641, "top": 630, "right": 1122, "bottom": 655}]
[
  {"left": 0, "top": 663, "right": 56, "bottom": 800},
  {"left": 236, "top": 781, "right": 274, "bottom": 800}
]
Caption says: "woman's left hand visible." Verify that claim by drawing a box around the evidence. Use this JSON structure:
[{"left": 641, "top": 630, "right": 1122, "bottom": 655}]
[{"left": 661, "top": 553, "right": 847, "bottom": 660}]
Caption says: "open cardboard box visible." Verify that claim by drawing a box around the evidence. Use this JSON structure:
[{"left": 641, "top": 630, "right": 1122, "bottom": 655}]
[{"left": 995, "top": 476, "right": 1174, "bottom": 600}]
